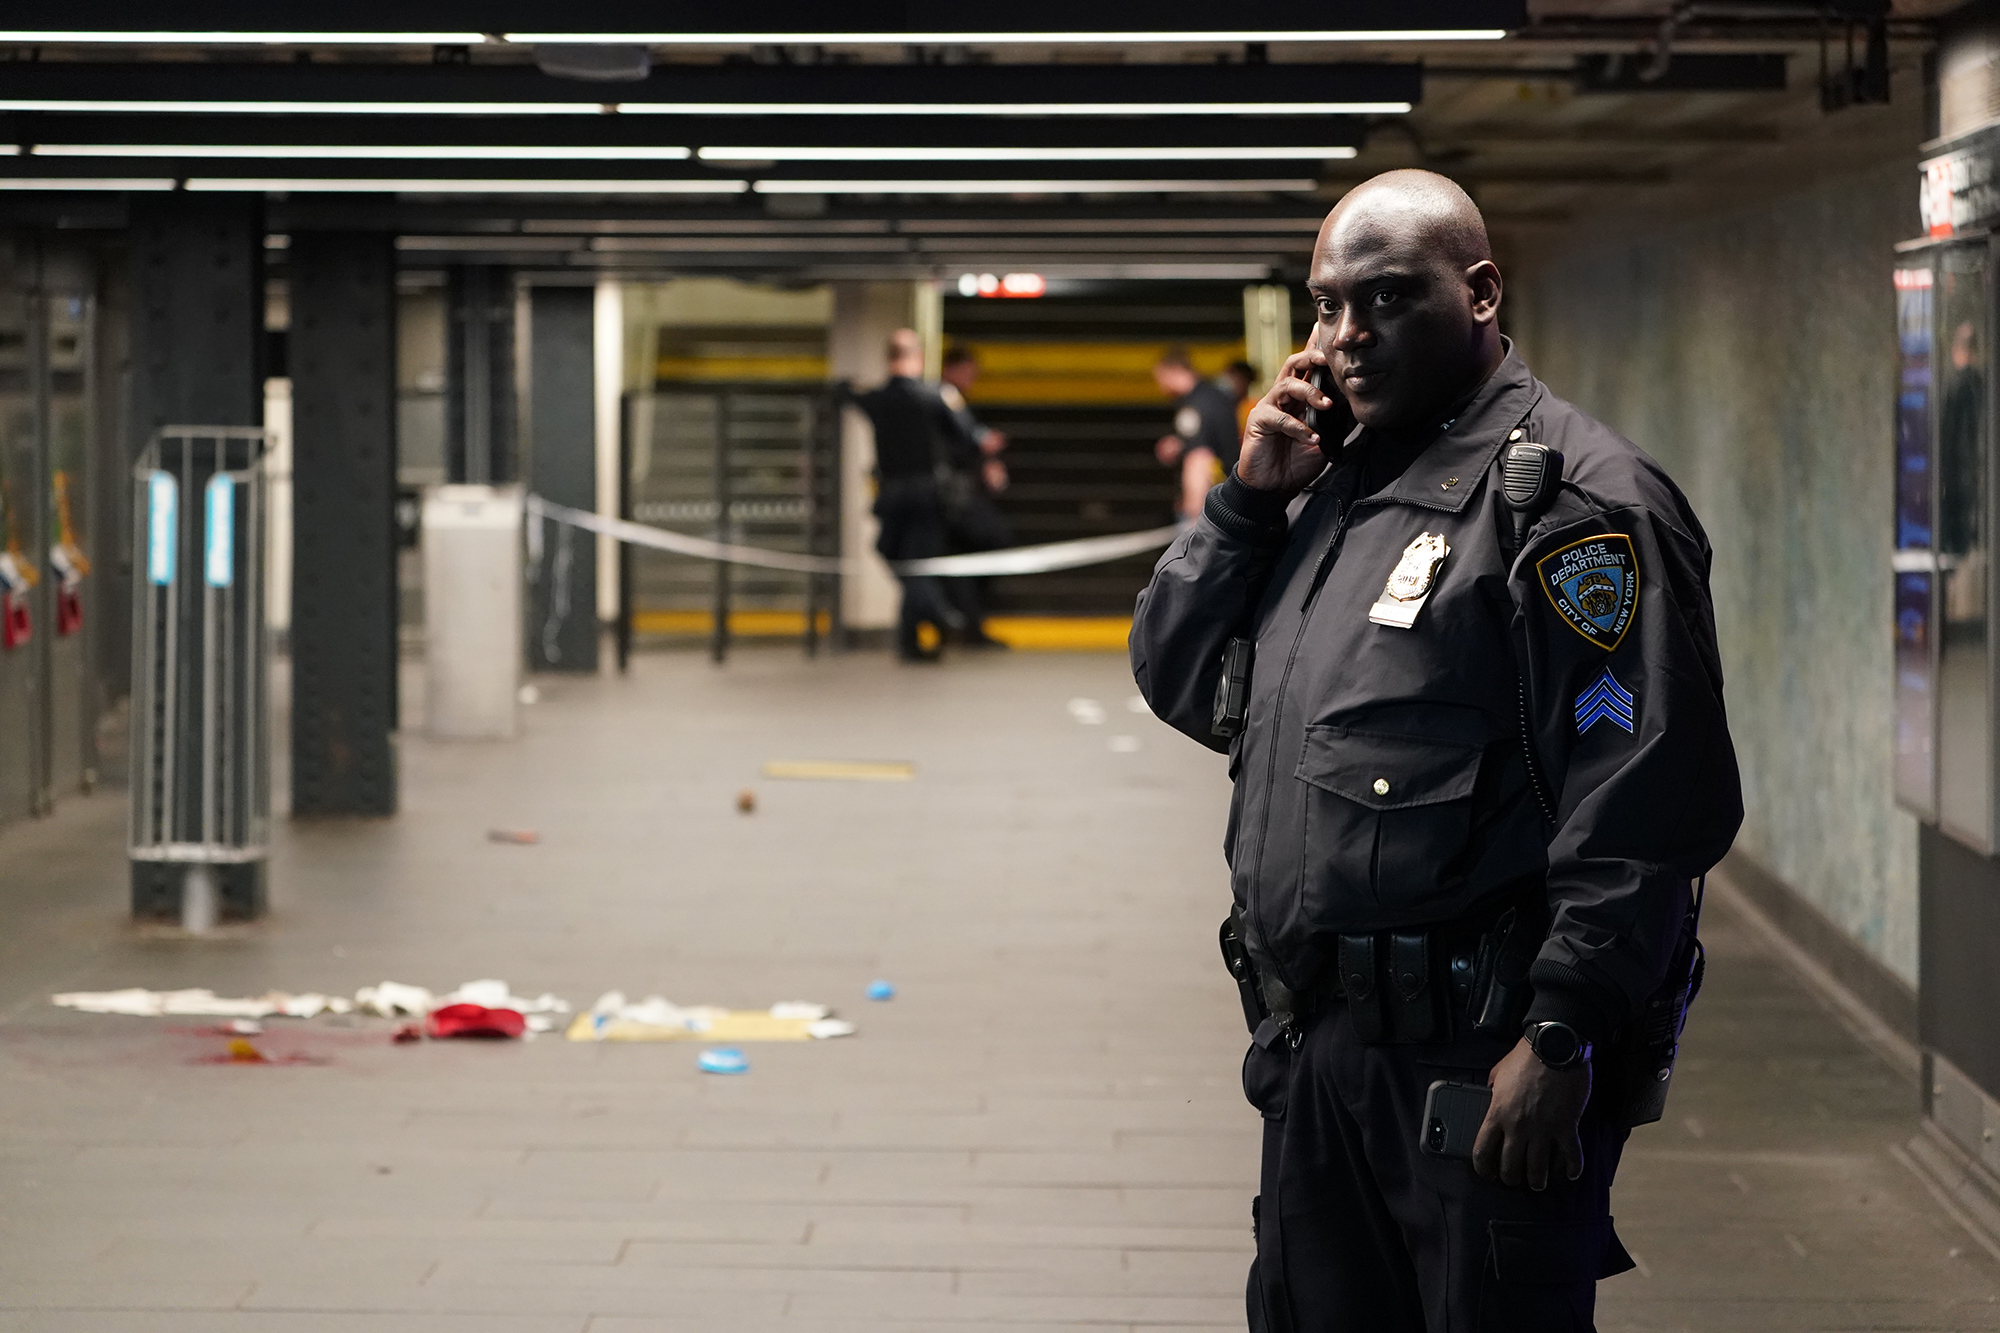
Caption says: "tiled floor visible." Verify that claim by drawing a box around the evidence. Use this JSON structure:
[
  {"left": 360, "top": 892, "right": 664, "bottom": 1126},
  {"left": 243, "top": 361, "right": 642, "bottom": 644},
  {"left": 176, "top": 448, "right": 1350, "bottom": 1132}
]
[{"left": 0, "top": 649, "right": 1995, "bottom": 1331}]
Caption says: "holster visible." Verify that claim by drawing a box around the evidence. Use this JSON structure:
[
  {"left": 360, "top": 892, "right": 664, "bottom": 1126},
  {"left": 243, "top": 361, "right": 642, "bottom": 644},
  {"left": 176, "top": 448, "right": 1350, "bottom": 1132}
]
[
  {"left": 1218, "top": 908, "right": 1269, "bottom": 1037},
  {"left": 1471, "top": 903, "right": 1543, "bottom": 1040},
  {"left": 1611, "top": 886, "right": 1707, "bottom": 1126}
]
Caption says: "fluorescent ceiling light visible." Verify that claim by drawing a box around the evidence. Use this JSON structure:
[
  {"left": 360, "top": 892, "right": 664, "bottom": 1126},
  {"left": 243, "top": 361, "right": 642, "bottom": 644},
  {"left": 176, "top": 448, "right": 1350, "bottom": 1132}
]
[
  {"left": 751, "top": 178, "right": 1318, "bottom": 194},
  {"left": 0, "top": 29, "right": 1503, "bottom": 45},
  {"left": 36, "top": 144, "right": 694, "bottom": 160},
  {"left": 0, "top": 99, "right": 1410, "bottom": 117},
  {"left": 34, "top": 143, "right": 1351, "bottom": 164},
  {"left": 625, "top": 102, "right": 1411, "bottom": 116},
  {"left": 0, "top": 100, "right": 608, "bottom": 116},
  {"left": 0, "top": 177, "right": 175, "bottom": 190},
  {"left": 183, "top": 178, "right": 749, "bottom": 194},
  {"left": 0, "top": 31, "right": 490, "bottom": 44},
  {"left": 700, "top": 145, "right": 1357, "bottom": 162},
  {"left": 506, "top": 30, "right": 1505, "bottom": 44}
]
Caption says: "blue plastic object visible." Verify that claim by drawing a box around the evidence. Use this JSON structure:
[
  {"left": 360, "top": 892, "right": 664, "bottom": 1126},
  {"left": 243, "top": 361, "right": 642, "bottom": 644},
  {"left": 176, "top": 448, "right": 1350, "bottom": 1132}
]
[
  {"left": 865, "top": 980, "right": 896, "bottom": 1002},
  {"left": 696, "top": 1047, "right": 749, "bottom": 1074}
]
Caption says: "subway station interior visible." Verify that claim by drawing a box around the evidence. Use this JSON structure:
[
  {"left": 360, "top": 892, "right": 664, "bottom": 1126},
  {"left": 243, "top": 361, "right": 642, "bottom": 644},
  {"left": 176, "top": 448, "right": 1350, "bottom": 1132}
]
[{"left": 7, "top": 2, "right": 2000, "bottom": 1328}]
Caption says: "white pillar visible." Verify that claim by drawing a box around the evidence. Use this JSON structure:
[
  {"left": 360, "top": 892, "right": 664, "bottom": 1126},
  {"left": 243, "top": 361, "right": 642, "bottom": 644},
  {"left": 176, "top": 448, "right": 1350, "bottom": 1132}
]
[
  {"left": 592, "top": 279, "right": 623, "bottom": 625},
  {"left": 1243, "top": 284, "right": 1292, "bottom": 394},
  {"left": 261, "top": 376, "right": 292, "bottom": 636},
  {"left": 826, "top": 282, "right": 919, "bottom": 632}
]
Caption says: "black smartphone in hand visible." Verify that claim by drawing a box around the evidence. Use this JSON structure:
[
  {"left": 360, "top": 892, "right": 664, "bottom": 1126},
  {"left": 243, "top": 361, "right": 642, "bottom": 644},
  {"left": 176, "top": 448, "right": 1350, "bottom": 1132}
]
[
  {"left": 1420, "top": 1079, "right": 1493, "bottom": 1161},
  {"left": 1303, "top": 360, "right": 1355, "bottom": 462}
]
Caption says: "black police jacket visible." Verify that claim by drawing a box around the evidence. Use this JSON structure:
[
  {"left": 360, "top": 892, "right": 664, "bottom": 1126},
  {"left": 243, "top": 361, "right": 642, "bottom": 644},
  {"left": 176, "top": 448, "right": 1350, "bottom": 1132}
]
[
  {"left": 1175, "top": 378, "right": 1245, "bottom": 473},
  {"left": 1130, "top": 346, "right": 1743, "bottom": 1044}
]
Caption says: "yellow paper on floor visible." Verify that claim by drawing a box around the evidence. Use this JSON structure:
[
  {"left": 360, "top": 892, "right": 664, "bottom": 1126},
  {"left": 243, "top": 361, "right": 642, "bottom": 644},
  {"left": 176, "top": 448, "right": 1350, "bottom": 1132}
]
[
  {"left": 761, "top": 760, "right": 914, "bottom": 781},
  {"left": 567, "top": 1010, "right": 820, "bottom": 1042}
]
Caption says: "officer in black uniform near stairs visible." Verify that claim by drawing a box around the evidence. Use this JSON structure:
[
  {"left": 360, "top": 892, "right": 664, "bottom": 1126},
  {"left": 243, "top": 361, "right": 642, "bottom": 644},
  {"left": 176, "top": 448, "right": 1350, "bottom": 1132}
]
[
  {"left": 853, "top": 328, "right": 959, "bottom": 661},
  {"left": 1129, "top": 170, "right": 1743, "bottom": 1331}
]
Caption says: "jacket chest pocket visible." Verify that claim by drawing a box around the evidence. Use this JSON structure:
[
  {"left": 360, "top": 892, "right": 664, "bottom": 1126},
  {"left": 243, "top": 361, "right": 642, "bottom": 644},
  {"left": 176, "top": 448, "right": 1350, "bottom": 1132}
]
[{"left": 1296, "top": 724, "right": 1484, "bottom": 913}]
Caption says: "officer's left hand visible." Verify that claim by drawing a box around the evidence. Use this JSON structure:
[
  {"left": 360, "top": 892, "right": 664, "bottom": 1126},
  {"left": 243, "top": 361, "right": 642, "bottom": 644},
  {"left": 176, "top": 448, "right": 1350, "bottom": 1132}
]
[{"left": 1472, "top": 1038, "right": 1590, "bottom": 1191}]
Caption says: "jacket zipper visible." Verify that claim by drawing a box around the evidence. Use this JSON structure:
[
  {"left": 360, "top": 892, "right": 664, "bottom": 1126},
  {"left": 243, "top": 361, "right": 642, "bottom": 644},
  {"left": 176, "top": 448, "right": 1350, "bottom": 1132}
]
[{"left": 1247, "top": 495, "right": 1353, "bottom": 991}]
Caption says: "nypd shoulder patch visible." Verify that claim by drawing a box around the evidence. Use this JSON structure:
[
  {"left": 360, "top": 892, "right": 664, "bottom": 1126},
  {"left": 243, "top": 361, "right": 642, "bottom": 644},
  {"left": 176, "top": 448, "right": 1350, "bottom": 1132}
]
[
  {"left": 1537, "top": 534, "right": 1639, "bottom": 651},
  {"left": 1575, "top": 667, "right": 1636, "bottom": 735}
]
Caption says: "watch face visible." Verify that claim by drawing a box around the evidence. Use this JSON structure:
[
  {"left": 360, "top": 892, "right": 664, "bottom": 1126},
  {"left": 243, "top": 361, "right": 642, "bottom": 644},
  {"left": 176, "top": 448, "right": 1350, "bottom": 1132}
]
[{"left": 1535, "top": 1023, "right": 1581, "bottom": 1066}]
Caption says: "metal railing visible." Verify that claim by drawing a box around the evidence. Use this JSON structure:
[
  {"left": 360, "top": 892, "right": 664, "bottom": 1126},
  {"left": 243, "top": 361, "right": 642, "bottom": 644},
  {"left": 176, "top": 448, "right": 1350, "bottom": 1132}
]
[
  {"left": 616, "top": 382, "right": 842, "bottom": 666},
  {"left": 128, "top": 427, "right": 270, "bottom": 926}
]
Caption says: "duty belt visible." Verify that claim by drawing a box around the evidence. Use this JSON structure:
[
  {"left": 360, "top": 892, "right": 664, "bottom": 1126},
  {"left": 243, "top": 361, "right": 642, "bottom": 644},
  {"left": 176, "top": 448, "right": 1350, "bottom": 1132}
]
[{"left": 1256, "top": 891, "right": 1545, "bottom": 1048}]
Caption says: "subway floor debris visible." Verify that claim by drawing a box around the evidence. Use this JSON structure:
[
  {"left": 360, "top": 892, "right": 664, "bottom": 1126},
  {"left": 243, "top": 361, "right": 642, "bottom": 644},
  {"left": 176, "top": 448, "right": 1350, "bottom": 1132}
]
[{"left": 0, "top": 652, "right": 1995, "bottom": 1329}]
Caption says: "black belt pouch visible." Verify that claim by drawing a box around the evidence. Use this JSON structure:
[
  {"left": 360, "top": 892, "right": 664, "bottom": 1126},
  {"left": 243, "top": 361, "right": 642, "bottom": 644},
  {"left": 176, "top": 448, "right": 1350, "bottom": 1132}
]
[
  {"left": 1387, "top": 931, "right": 1443, "bottom": 1042},
  {"left": 1337, "top": 934, "right": 1384, "bottom": 1041}
]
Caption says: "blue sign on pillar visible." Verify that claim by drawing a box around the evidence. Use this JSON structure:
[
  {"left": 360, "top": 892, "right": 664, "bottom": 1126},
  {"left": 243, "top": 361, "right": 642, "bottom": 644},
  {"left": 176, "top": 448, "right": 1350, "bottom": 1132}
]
[
  {"left": 204, "top": 475, "right": 235, "bottom": 588},
  {"left": 147, "top": 471, "right": 177, "bottom": 586}
]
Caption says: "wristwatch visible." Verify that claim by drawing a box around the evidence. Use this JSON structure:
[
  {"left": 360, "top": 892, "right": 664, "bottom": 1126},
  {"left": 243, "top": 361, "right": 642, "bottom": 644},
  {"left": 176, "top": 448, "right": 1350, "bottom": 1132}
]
[{"left": 1525, "top": 1020, "right": 1593, "bottom": 1070}]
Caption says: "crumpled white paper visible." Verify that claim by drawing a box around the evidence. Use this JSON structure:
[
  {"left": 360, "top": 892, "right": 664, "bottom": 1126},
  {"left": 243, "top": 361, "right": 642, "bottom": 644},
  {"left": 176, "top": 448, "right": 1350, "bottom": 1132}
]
[
  {"left": 439, "top": 979, "right": 571, "bottom": 1015},
  {"left": 353, "top": 981, "right": 434, "bottom": 1017},
  {"left": 51, "top": 988, "right": 355, "bottom": 1019}
]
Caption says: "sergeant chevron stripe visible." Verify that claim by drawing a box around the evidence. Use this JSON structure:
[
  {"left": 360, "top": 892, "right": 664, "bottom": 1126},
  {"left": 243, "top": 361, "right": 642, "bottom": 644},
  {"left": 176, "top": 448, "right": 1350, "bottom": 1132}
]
[{"left": 1575, "top": 667, "right": 1636, "bottom": 735}]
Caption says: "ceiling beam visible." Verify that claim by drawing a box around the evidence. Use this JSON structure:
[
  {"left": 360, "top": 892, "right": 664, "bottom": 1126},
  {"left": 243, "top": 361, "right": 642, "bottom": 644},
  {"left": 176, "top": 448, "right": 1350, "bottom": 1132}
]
[
  {"left": 0, "top": 60, "right": 1422, "bottom": 112},
  {"left": 0, "top": 0, "right": 1519, "bottom": 40},
  {"left": 2, "top": 111, "right": 1369, "bottom": 151}
]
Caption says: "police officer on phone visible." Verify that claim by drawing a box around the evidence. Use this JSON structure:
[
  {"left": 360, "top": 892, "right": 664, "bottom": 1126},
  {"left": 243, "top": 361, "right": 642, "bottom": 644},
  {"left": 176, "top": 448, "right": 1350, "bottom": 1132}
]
[{"left": 1130, "top": 171, "right": 1742, "bottom": 1330}]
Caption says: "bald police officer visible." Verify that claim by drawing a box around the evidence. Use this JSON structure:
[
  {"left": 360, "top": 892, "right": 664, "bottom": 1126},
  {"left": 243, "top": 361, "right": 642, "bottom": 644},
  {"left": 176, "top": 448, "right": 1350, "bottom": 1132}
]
[{"left": 1130, "top": 170, "right": 1742, "bottom": 1330}]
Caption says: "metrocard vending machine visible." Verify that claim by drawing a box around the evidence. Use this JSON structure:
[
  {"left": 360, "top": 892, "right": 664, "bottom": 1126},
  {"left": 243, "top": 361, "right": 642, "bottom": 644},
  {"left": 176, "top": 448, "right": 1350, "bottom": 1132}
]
[{"left": 1898, "top": 138, "right": 2000, "bottom": 1175}]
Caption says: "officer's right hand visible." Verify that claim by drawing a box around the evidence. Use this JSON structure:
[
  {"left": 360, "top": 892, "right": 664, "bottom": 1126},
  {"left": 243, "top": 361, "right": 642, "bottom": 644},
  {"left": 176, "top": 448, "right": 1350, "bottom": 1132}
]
[
  {"left": 1472, "top": 1037, "right": 1591, "bottom": 1191},
  {"left": 1239, "top": 344, "right": 1342, "bottom": 498}
]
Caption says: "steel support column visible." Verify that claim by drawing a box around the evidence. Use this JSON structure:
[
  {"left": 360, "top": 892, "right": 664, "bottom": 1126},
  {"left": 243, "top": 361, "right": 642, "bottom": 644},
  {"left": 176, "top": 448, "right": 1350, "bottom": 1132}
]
[
  {"left": 289, "top": 232, "right": 397, "bottom": 817},
  {"left": 126, "top": 196, "right": 263, "bottom": 917},
  {"left": 525, "top": 285, "right": 597, "bottom": 673},
  {"left": 446, "top": 264, "right": 516, "bottom": 485}
]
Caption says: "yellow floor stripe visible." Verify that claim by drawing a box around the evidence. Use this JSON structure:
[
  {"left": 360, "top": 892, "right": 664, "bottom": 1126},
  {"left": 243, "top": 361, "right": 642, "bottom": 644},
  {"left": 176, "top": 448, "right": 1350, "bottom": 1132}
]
[
  {"left": 634, "top": 610, "right": 830, "bottom": 637},
  {"left": 762, "top": 760, "right": 915, "bottom": 782},
  {"left": 983, "top": 616, "right": 1133, "bottom": 652}
]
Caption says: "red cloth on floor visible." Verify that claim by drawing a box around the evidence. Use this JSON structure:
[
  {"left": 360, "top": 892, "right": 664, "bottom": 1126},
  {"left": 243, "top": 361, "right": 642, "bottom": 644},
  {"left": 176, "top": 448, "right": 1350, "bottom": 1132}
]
[{"left": 426, "top": 1003, "right": 526, "bottom": 1039}]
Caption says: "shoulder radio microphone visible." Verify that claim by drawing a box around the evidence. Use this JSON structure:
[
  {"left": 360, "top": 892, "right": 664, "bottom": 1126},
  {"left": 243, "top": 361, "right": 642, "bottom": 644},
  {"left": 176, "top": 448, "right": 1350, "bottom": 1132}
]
[{"left": 1499, "top": 442, "right": 1564, "bottom": 553}]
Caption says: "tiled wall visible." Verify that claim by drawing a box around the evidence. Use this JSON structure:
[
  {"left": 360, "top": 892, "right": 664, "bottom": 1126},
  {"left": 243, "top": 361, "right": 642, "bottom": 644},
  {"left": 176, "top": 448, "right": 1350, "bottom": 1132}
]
[{"left": 1511, "top": 159, "right": 1923, "bottom": 984}]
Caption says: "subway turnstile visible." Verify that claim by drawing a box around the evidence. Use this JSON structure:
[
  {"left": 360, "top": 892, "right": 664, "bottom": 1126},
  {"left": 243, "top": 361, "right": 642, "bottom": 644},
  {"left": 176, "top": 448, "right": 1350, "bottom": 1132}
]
[{"left": 128, "top": 427, "right": 270, "bottom": 926}]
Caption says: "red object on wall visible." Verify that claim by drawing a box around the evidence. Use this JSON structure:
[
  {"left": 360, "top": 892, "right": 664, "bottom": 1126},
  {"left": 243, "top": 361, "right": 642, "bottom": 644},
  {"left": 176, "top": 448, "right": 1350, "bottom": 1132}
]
[
  {"left": 55, "top": 586, "right": 81, "bottom": 637},
  {"left": 1, "top": 591, "right": 29, "bottom": 650}
]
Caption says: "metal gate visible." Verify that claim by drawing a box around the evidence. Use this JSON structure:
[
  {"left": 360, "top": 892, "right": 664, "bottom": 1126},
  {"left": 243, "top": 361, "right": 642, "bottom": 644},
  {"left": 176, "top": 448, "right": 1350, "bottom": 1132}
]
[
  {"left": 128, "top": 427, "right": 269, "bottom": 926},
  {"left": 617, "top": 383, "right": 841, "bottom": 663}
]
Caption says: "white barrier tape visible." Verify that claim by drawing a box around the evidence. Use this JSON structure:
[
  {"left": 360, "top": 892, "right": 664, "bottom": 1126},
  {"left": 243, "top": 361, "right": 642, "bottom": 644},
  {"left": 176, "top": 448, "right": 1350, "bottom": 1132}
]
[
  {"left": 529, "top": 496, "right": 841, "bottom": 574},
  {"left": 895, "top": 526, "right": 1181, "bottom": 577},
  {"left": 526, "top": 495, "right": 1179, "bottom": 580}
]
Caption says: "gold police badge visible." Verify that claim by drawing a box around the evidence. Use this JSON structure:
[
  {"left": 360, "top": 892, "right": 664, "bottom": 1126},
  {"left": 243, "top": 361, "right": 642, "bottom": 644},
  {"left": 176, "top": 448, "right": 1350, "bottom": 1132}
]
[{"left": 1369, "top": 532, "right": 1450, "bottom": 629}]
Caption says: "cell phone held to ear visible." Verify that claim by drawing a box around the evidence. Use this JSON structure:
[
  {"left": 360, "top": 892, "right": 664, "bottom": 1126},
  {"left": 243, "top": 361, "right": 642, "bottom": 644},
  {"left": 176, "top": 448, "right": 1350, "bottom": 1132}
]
[
  {"left": 1303, "top": 362, "right": 1356, "bottom": 463},
  {"left": 1420, "top": 1079, "right": 1493, "bottom": 1161}
]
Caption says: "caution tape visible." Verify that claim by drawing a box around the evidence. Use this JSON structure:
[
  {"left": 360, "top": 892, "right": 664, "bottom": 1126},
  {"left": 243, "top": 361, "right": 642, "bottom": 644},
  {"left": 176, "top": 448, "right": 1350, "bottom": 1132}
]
[{"left": 526, "top": 495, "right": 1179, "bottom": 580}]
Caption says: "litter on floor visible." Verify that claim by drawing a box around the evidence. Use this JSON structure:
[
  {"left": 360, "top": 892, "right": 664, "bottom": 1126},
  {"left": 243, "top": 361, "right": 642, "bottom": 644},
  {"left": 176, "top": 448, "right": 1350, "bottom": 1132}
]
[
  {"left": 569, "top": 991, "right": 856, "bottom": 1042},
  {"left": 54, "top": 980, "right": 854, "bottom": 1044},
  {"left": 760, "top": 759, "right": 914, "bottom": 782},
  {"left": 52, "top": 988, "right": 354, "bottom": 1018}
]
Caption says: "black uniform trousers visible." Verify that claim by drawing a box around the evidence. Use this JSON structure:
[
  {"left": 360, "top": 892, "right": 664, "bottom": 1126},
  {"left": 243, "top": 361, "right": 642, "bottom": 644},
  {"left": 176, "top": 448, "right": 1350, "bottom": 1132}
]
[
  {"left": 873, "top": 476, "right": 956, "bottom": 656},
  {"left": 942, "top": 488, "right": 1013, "bottom": 634},
  {"left": 1243, "top": 1000, "right": 1633, "bottom": 1333}
]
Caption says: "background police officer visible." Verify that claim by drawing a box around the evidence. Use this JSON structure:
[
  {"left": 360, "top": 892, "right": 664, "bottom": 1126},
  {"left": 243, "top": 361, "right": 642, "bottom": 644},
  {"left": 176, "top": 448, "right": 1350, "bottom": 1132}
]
[
  {"left": 1153, "top": 347, "right": 1244, "bottom": 522},
  {"left": 853, "top": 329, "right": 959, "bottom": 662},
  {"left": 1130, "top": 170, "right": 1742, "bottom": 1330}
]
